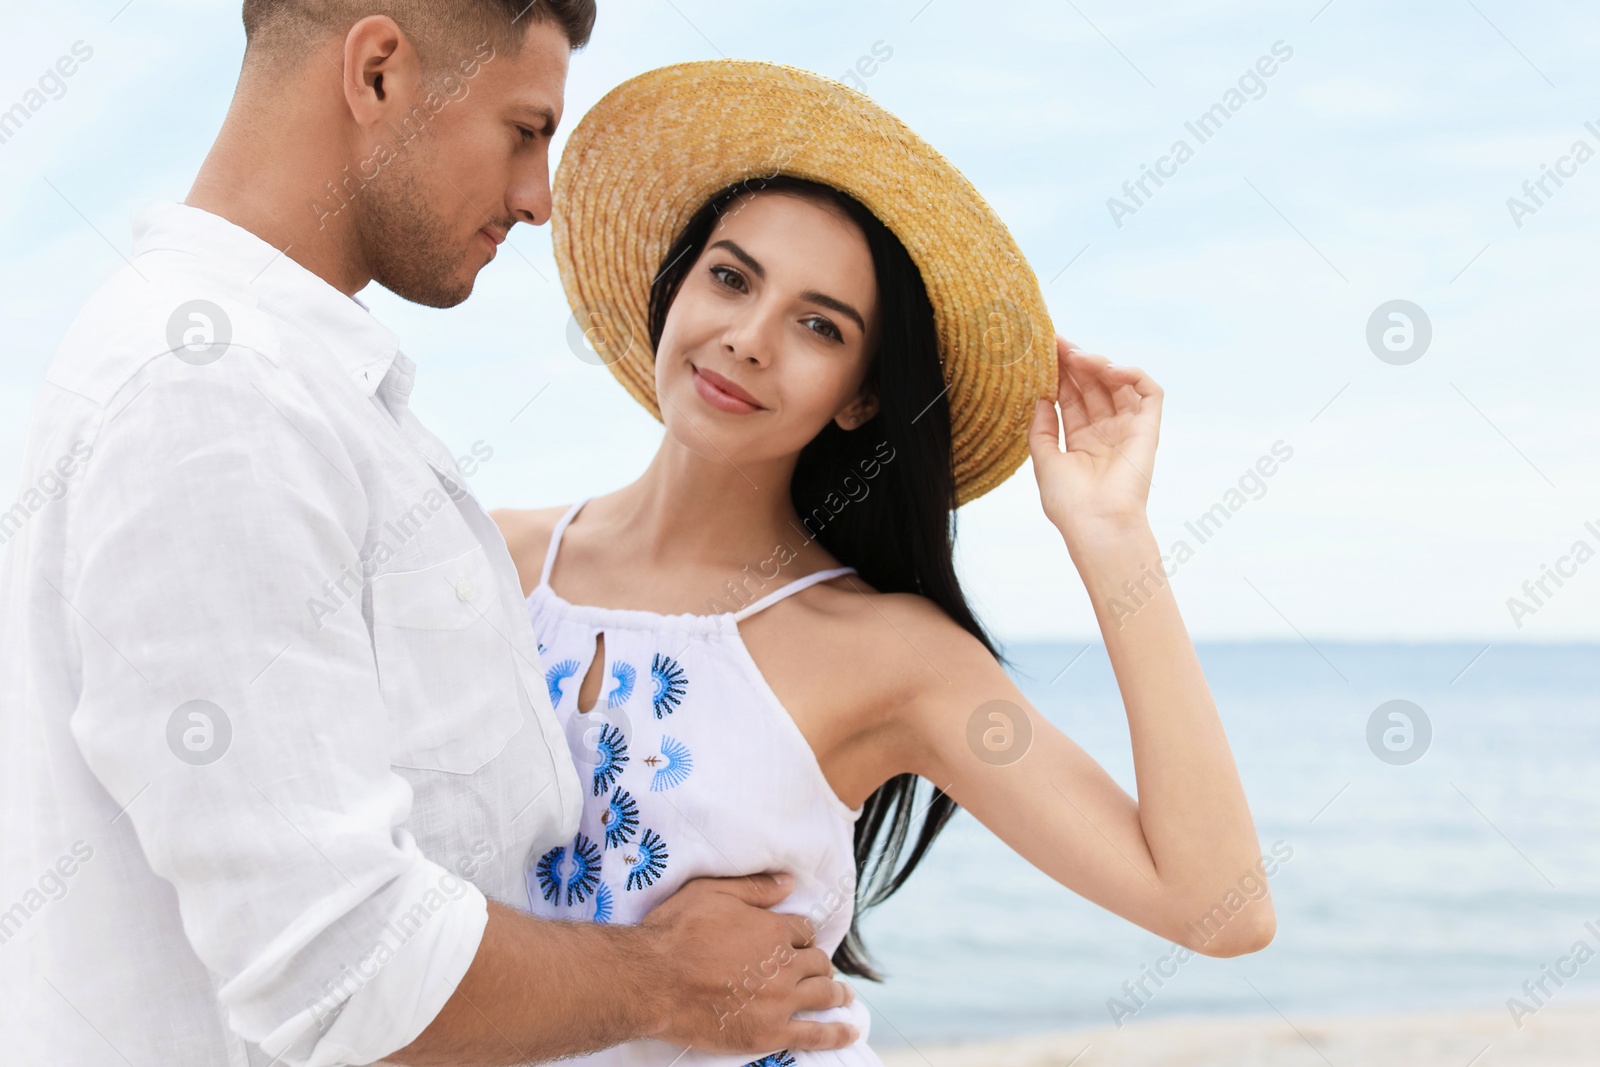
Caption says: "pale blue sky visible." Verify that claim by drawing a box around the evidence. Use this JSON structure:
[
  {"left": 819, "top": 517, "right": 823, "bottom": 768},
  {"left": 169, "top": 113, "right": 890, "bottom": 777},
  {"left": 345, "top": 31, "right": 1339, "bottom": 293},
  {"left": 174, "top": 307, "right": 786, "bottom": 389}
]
[{"left": 4, "top": 1, "right": 1597, "bottom": 641}]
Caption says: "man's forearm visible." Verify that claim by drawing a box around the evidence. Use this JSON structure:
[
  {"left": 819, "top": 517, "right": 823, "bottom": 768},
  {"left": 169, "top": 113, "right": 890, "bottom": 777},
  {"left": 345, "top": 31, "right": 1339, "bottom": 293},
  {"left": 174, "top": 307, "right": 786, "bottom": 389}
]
[{"left": 389, "top": 902, "right": 666, "bottom": 1066}]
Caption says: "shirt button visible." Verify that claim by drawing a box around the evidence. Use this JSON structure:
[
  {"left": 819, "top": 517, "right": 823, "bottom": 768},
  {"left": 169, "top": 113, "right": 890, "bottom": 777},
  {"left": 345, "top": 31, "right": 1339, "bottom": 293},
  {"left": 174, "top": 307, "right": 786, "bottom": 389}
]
[{"left": 455, "top": 579, "right": 476, "bottom": 603}]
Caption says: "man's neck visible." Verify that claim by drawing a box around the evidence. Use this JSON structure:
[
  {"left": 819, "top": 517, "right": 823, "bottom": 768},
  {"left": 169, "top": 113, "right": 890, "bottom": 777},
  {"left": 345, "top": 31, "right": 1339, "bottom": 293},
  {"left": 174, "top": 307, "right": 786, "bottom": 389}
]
[{"left": 185, "top": 82, "right": 372, "bottom": 297}]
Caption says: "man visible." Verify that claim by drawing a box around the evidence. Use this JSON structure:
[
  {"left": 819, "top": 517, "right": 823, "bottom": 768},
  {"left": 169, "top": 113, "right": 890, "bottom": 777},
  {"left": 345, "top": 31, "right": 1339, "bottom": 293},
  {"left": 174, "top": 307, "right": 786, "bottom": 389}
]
[{"left": 0, "top": 2, "right": 859, "bottom": 1064}]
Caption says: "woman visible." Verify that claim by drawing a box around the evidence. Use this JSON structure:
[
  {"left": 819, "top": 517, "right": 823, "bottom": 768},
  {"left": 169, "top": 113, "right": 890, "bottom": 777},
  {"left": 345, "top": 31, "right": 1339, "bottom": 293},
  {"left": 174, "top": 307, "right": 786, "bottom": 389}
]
[{"left": 492, "top": 60, "right": 1273, "bottom": 1067}]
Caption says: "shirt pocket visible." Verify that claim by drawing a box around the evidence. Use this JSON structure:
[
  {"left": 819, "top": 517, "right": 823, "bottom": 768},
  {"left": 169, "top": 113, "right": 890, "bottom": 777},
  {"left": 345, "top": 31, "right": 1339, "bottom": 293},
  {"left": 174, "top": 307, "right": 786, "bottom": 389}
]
[{"left": 371, "top": 544, "right": 524, "bottom": 774}]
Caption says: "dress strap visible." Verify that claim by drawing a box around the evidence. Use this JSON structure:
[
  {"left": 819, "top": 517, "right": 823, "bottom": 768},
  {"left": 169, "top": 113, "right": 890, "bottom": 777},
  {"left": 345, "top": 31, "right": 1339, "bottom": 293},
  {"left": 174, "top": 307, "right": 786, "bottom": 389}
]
[
  {"left": 732, "top": 567, "right": 858, "bottom": 623},
  {"left": 538, "top": 498, "right": 591, "bottom": 589}
]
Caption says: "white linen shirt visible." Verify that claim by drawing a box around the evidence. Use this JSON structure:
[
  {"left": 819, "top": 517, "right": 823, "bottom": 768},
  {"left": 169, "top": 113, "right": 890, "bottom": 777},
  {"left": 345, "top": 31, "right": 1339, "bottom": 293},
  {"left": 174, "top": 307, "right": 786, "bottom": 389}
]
[{"left": 0, "top": 201, "right": 582, "bottom": 1066}]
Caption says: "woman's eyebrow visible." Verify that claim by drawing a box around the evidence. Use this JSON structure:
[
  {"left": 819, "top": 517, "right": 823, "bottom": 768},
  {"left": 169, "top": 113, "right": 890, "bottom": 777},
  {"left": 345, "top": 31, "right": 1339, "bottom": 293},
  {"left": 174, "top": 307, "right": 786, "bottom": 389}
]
[
  {"left": 801, "top": 290, "right": 866, "bottom": 334},
  {"left": 709, "top": 239, "right": 867, "bottom": 334},
  {"left": 709, "top": 239, "right": 765, "bottom": 278}
]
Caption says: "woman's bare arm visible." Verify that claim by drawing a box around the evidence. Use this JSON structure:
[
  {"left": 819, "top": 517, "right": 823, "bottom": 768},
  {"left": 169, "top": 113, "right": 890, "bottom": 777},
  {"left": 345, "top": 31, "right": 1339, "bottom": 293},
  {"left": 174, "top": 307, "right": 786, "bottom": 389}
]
[{"left": 883, "top": 339, "right": 1273, "bottom": 956}]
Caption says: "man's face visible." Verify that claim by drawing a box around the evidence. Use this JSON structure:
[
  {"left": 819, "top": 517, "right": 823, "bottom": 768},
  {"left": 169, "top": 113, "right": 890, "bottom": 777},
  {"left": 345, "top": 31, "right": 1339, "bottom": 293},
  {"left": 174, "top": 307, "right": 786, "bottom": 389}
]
[{"left": 357, "top": 20, "right": 570, "bottom": 308}]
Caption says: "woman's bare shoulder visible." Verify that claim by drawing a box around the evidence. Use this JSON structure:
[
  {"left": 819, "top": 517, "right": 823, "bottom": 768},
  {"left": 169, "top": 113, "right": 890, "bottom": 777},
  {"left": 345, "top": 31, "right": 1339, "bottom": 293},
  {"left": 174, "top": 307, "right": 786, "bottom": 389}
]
[
  {"left": 489, "top": 505, "right": 571, "bottom": 596},
  {"left": 798, "top": 575, "right": 1002, "bottom": 700},
  {"left": 753, "top": 574, "right": 1010, "bottom": 792},
  {"left": 813, "top": 575, "right": 986, "bottom": 640}
]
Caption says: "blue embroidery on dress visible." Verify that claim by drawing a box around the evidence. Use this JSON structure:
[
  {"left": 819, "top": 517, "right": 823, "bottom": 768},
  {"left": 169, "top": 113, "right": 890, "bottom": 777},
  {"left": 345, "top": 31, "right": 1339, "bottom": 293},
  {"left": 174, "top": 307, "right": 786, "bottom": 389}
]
[
  {"left": 531, "top": 834, "right": 604, "bottom": 908},
  {"left": 648, "top": 735, "right": 695, "bottom": 792},
  {"left": 744, "top": 1054, "right": 797, "bottom": 1067},
  {"left": 625, "top": 828, "right": 669, "bottom": 891},
  {"left": 602, "top": 787, "right": 640, "bottom": 849},
  {"left": 531, "top": 844, "right": 564, "bottom": 905},
  {"left": 565, "top": 834, "right": 602, "bottom": 906},
  {"left": 593, "top": 723, "right": 629, "bottom": 796},
  {"left": 545, "top": 658, "right": 581, "bottom": 707},
  {"left": 593, "top": 881, "right": 613, "bottom": 924},
  {"left": 607, "top": 661, "right": 636, "bottom": 709},
  {"left": 650, "top": 654, "right": 688, "bottom": 718}
]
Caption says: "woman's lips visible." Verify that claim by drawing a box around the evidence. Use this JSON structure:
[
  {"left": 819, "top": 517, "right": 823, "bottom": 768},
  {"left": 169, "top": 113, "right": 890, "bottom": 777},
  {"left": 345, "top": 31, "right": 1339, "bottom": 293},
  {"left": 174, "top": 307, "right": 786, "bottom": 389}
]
[{"left": 692, "top": 366, "right": 764, "bottom": 414}]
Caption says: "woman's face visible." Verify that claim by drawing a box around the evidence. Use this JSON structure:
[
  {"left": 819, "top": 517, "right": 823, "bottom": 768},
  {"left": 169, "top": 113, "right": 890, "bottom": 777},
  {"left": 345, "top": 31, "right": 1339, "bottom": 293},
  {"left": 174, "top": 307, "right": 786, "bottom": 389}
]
[{"left": 654, "top": 190, "right": 882, "bottom": 468}]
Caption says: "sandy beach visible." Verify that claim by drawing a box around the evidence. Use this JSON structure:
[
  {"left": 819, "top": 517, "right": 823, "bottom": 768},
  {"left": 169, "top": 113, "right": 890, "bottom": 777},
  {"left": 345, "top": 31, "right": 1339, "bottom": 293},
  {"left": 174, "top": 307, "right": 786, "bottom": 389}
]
[{"left": 875, "top": 1002, "right": 1600, "bottom": 1067}]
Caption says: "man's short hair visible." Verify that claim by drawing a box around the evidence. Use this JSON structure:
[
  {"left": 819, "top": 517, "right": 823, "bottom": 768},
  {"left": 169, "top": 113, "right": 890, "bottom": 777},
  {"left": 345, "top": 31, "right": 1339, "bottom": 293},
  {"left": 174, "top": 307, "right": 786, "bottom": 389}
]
[{"left": 241, "top": 0, "right": 596, "bottom": 71}]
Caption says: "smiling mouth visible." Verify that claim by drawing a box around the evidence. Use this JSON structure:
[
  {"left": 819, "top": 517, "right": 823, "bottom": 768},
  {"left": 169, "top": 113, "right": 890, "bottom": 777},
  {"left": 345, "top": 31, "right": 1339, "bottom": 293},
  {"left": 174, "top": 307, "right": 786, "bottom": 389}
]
[{"left": 692, "top": 366, "right": 765, "bottom": 413}]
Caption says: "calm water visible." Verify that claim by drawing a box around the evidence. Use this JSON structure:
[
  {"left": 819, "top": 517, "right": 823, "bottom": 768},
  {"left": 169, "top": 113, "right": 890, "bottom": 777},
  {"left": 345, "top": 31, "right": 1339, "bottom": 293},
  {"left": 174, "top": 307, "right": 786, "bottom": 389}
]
[{"left": 855, "top": 641, "right": 1600, "bottom": 1047}]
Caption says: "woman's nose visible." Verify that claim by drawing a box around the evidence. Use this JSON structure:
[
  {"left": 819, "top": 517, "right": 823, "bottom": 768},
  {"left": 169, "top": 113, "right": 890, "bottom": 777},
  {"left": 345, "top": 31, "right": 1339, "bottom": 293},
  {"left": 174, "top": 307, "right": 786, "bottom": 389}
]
[{"left": 722, "top": 311, "right": 776, "bottom": 365}]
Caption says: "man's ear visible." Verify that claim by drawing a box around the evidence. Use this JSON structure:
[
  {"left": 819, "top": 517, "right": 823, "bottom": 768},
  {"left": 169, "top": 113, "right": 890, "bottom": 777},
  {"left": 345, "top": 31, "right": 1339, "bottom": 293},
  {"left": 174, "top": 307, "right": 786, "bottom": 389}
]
[
  {"left": 834, "top": 390, "right": 880, "bottom": 430},
  {"left": 341, "top": 16, "right": 420, "bottom": 127}
]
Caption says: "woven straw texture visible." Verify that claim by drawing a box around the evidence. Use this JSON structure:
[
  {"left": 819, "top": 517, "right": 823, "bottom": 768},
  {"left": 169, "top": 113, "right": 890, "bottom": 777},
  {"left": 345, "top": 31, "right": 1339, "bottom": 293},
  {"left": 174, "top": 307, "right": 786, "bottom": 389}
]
[{"left": 551, "top": 59, "right": 1057, "bottom": 507}]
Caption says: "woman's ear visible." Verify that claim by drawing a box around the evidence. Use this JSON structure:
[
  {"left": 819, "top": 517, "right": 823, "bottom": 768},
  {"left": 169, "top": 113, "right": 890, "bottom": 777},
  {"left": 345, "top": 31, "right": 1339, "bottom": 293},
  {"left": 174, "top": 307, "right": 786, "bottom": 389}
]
[{"left": 834, "top": 390, "right": 880, "bottom": 430}]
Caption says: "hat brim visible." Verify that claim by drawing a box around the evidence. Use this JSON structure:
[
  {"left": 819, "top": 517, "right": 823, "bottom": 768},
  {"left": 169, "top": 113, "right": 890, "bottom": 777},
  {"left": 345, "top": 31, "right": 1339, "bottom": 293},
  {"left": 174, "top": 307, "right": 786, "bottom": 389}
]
[{"left": 551, "top": 59, "right": 1056, "bottom": 507}]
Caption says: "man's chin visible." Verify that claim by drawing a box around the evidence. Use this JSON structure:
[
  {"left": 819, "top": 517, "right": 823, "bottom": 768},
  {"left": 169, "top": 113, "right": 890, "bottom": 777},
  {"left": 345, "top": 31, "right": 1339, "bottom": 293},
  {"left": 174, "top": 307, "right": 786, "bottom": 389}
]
[{"left": 376, "top": 270, "right": 476, "bottom": 310}]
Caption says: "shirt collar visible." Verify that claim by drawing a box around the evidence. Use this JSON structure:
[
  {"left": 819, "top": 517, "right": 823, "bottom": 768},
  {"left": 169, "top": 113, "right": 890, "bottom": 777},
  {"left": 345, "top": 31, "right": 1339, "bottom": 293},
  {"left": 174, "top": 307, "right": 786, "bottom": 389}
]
[{"left": 131, "top": 200, "right": 401, "bottom": 398}]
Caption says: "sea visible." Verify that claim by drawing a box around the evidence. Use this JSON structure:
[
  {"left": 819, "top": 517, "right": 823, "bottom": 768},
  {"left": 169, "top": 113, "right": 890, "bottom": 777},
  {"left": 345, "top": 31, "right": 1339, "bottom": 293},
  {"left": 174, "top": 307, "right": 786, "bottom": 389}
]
[{"left": 854, "top": 641, "right": 1600, "bottom": 1048}]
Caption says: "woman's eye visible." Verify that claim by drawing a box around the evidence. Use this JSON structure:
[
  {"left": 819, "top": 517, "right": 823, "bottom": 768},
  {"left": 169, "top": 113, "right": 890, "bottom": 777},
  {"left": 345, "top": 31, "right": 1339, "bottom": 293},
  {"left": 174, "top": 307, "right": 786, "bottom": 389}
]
[
  {"left": 710, "top": 266, "right": 746, "bottom": 291},
  {"left": 517, "top": 126, "right": 537, "bottom": 143},
  {"left": 804, "top": 317, "right": 843, "bottom": 343}
]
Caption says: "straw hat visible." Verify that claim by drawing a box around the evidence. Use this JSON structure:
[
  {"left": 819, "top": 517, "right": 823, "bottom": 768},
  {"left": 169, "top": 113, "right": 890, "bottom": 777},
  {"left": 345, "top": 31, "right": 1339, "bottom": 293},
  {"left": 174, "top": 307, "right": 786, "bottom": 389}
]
[{"left": 551, "top": 59, "right": 1056, "bottom": 507}]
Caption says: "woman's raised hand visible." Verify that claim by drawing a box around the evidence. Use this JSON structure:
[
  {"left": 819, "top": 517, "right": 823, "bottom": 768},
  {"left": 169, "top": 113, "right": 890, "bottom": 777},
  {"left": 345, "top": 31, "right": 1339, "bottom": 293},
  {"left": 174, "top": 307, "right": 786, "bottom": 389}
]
[{"left": 1027, "top": 336, "right": 1163, "bottom": 542}]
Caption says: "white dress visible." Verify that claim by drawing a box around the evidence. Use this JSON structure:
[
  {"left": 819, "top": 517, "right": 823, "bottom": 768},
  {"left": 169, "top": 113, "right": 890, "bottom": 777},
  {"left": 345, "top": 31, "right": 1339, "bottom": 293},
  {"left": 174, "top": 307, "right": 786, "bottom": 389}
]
[{"left": 522, "top": 498, "right": 884, "bottom": 1067}]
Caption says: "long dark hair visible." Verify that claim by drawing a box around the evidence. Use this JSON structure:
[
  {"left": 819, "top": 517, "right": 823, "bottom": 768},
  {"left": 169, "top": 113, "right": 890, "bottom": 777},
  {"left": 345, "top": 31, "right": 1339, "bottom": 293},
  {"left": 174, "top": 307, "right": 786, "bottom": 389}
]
[{"left": 648, "top": 175, "right": 1011, "bottom": 980}]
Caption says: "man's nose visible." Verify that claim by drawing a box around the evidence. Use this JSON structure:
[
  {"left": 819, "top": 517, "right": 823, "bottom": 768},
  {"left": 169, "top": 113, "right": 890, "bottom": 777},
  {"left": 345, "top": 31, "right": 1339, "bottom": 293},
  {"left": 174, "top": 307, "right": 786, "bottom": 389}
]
[{"left": 509, "top": 166, "right": 552, "bottom": 227}]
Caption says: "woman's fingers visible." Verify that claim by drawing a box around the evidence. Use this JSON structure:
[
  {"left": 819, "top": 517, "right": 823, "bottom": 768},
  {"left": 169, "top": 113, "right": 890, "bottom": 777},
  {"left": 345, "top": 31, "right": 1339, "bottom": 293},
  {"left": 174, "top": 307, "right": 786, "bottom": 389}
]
[
  {"left": 1108, "top": 364, "right": 1163, "bottom": 424},
  {"left": 1053, "top": 339, "right": 1093, "bottom": 437},
  {"left": 1064, "top": 346, "right": 1116, "bottom": 423},
  {"left": 1056, "top": 337, "right": 1162, "bottom": 423},
  {"left": 1062, "top": 342, "right": 1126, "bottom": 425},
  {"left": 1106, "top": 362, "right": 1160, "bottom": 398},
  {"left": 1029, "top": 397, "right": 1062, "bottom": 458},
  {"left": 1104, "top": 366, "right": 1151, "bottom": 417}
]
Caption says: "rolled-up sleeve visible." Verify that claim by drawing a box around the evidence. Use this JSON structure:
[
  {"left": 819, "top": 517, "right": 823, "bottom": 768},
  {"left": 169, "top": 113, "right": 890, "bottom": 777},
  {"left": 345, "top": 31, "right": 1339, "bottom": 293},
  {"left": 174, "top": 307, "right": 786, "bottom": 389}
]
[{"left": 66, "top": 348, "right": 483, "bottom": 1066}]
